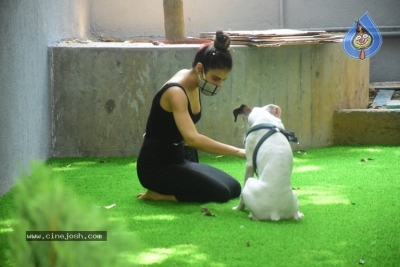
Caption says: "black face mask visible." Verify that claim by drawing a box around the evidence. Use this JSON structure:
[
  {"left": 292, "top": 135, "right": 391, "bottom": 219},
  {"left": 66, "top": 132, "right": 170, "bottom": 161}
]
[{"left": 198, "top": 70, "right": 221, "bottom": 96}]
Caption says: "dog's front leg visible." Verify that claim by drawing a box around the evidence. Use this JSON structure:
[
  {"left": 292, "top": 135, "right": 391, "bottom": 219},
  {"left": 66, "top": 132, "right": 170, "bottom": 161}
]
[{"left": 233, "top": 162, "right": 254, "bottom": 211}]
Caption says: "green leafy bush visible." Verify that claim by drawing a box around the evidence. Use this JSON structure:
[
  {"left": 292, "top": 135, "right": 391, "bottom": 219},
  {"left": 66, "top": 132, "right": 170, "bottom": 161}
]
[{"left": 7, "top": 162, "right": 139, "bottom": 267}]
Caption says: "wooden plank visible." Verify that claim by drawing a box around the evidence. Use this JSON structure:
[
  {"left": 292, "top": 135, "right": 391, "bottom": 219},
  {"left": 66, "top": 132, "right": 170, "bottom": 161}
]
[
  {"left": 244, "top": 37, "right": 329, "bottom": 42},
  {"left": 200, "top": 30, "right": 343, "bottom": 48},
  {"left": 199, "top": 29, "right": 310, "bottom": 37},
  {"left": 230, "top": 41, "right": 281, "bottom": 47},
  {"left": 229, "top": 35, "right": 339, "bottom": 42}
]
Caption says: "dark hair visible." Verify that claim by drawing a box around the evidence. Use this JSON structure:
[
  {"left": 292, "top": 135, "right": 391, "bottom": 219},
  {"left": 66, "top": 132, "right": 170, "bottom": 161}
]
[{"left": 192, "top": 31, "right": 233, "bottom": 72}]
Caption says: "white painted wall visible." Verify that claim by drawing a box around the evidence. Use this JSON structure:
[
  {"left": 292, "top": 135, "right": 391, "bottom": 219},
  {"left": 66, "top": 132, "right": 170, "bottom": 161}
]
[
  {"left": 90, "top": 0, "right": 280, "bottom": 38},
  {"left": 0, "top": 0, "right": 90, "bottom": 195},
  {"left": 90, "top": 0, "right": 400, "bottom": 82},
  {"left": 90, "top": 0, "right": 399, "bottom": 38}
]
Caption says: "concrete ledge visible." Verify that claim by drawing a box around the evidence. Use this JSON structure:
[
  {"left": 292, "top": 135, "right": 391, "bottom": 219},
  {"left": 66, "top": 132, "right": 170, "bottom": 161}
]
[{"left": 333, "top": 109, "right": 400, "bottom": 145}]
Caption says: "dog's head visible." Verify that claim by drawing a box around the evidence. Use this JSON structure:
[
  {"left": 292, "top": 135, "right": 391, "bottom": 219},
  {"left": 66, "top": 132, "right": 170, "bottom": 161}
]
[{"left": 233, "top": 104, "right": 282, "bottom": 127}]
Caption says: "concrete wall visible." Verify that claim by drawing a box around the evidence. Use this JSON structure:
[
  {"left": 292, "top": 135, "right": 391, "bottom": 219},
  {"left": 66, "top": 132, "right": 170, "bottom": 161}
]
[
  {"left": 90, "top": 0, "right": 400, "bottom": 82},
  {"left": 334, "top": 110, "right": 400, "bottom": 145},
  {"left": 51, "top": 42, "right": 369, "bottom": 157},
  {"left": 0, "top": 0, "right": 89, "bottom": 195}
]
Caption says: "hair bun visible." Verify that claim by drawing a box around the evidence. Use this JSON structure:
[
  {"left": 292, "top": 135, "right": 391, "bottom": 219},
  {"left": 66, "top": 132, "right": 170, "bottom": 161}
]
[{"left": 213, "top": 30, "right": 231, "bottom": 50}]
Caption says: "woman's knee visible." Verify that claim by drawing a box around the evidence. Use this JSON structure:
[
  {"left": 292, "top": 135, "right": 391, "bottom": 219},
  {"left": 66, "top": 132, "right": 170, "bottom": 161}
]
[{"left": 214, "top": 187, "right": 235, "bottom": 203}]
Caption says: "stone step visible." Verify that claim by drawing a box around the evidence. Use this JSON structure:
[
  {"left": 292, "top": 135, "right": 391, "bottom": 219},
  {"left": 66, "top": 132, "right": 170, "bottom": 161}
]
[{"left": 333, "top": 109, "right": 400, "bottom": 145}]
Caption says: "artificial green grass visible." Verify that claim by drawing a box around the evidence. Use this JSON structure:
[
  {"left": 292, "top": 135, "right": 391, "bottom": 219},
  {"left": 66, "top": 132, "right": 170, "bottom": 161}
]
[{"left": 0, "top": 146, "right": 399, "bottom": 266}]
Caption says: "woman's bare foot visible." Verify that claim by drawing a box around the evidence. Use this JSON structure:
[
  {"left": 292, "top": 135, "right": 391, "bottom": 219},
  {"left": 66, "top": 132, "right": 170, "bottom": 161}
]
[{"left": 137, "top": 190, "right": 177, "bottom": 201}]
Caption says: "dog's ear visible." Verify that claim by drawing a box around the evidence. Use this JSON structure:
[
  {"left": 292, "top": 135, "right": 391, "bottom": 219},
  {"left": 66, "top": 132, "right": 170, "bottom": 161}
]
[
  {"left": 233, "top": 104, "right": 252, "bottom": 122},
  {"left": 265, "top": 104, "right": 281, "bottom": 118}
]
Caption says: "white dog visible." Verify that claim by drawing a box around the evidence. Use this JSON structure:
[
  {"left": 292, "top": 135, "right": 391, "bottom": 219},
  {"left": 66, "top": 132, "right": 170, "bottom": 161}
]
[{"left": 232, "top": 104, "right": 303, "bottom": 221}]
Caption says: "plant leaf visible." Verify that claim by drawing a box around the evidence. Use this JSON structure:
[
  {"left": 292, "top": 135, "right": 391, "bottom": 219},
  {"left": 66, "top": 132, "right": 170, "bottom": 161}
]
[
  {"left": 104, "top": 203, "right": 116, "bottom": 209},
  {"left": 360, "top": 158, "right": 373, "bottom": 162},
  {"left": 95, "top": 203, "right": 116, "bottom": 209},
  {"left": 201, "top": 206, "right": 216, "bottom": 217}
]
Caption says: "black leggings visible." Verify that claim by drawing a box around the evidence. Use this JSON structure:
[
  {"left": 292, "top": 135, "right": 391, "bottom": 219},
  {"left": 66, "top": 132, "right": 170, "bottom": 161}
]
[{"left": 136, "top": 138, "right": 241, "bottom": 203}]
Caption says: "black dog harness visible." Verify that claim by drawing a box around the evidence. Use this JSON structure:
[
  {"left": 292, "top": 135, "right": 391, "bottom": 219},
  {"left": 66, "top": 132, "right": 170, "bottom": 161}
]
[{"left": 246, "top": 123, "right": 298, "bottom": 177}]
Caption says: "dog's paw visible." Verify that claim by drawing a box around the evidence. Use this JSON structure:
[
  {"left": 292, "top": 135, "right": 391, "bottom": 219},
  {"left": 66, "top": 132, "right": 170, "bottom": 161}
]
[
  {"left": 232, "top": 204, "right": 245, "bottom": 211},
  {"left": 249, "top": 213, "right": 259, "bottom": 221},
  {"left": 293, "top": 211, "right": 304, "bottom": 220}
]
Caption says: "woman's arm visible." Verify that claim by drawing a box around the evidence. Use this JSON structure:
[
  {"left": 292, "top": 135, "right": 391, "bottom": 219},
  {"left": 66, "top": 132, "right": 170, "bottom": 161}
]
[{"left": 162, "top": 86, "right": 245, "bottom": 158}]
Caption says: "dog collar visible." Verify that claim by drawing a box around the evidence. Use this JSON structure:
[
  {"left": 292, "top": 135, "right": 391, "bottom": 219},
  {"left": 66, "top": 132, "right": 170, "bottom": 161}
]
[{"left": 246, "top": 123, "right": 299, "bottom": 177}]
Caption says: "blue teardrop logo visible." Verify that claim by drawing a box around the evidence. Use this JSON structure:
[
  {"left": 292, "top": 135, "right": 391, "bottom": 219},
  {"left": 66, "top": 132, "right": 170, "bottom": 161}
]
[{"left": 342, "top": 12, "right": 382, "bottom": 60}]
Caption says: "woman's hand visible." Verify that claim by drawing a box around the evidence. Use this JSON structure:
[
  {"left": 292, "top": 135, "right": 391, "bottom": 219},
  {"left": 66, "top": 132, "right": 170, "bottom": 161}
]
[{"left": 236, "top": 148, "right": 246, "bottom": 159}]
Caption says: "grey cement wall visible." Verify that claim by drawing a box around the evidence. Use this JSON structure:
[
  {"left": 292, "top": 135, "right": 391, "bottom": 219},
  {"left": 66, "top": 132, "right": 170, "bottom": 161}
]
[
  {"left": 51, "top": 42, "right": 369, "bottom": 157},
  {"left": 0, "top": 0, "right": 89, "bottom": 195},
  {"left": 90, "top": 0, "right": 400, "bottom": 83}
]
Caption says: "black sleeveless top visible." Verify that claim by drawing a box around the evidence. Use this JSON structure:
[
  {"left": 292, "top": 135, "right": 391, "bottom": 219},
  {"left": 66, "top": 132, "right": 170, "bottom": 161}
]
[{"left": 144, "top": 83, "right": 201, "bottom": 144}]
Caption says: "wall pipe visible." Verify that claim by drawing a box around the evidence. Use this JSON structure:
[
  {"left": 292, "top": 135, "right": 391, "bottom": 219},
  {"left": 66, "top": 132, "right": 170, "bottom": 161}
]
[
  {"left": 163, "top": 0, "right": 185, "bottom": 40},
  {"left": 279, "top": 0, "right": 284, "bottom": 29}
]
